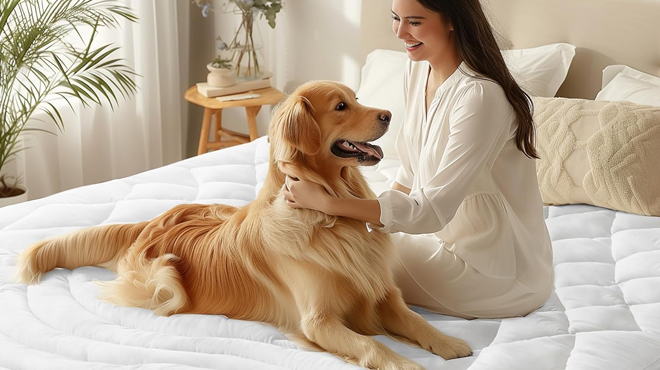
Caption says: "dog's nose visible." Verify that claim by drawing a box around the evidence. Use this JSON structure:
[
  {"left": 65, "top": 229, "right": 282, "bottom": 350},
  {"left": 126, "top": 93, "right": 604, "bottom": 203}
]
[{"left": 379, "top": 111, "right": 391, "bottom": 125}]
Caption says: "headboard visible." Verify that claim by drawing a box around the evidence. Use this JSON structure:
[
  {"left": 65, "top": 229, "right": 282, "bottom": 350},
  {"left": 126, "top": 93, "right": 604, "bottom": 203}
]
[{"left": 360, "top": 0, "right": 660, "bottom": 99}]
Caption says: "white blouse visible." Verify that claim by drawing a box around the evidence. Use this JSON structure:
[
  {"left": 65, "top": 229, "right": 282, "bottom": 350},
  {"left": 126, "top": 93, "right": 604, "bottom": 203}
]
[{"left": 376, "top": 60, "right": 553, "bottom": 281}]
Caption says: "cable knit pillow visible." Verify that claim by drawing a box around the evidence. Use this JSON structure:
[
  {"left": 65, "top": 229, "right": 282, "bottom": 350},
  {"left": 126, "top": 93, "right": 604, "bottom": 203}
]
[{"left": 533, "top": 97, "right": 660, "bottom": 216}]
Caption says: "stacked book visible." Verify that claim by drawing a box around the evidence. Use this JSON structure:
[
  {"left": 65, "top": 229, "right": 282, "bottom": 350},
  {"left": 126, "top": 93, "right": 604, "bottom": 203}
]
[{"left": 197, "top": 75, "right": 272, "bottom": 98}]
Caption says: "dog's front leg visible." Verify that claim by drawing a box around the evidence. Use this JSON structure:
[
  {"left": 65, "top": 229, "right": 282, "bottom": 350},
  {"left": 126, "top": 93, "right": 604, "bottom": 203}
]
[
  {"left": 377, "top": 288, "right": 473, "bottom": 360},
  {"left": 300, "top": 312, "right": 423, "bottom": 370}
]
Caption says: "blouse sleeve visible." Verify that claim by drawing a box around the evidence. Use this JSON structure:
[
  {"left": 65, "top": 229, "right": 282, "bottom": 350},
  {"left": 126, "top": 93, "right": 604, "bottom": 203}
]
[
  {"left": 376, "top": 81, "right": 514, "bottom": 234},
  {"left": 394, "top": 60, "right": 414, "bottom": 188}
]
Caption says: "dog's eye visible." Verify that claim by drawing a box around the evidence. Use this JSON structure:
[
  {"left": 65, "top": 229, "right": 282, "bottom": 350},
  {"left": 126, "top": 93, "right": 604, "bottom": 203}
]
[{"left": 335, "top": 102, "right": 347, "bottom": 111}]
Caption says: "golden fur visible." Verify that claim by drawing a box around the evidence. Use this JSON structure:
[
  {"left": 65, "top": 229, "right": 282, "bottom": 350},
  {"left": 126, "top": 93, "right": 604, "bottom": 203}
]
[{"left": 16, "top": 81, "right": 471, "bottom": 370}]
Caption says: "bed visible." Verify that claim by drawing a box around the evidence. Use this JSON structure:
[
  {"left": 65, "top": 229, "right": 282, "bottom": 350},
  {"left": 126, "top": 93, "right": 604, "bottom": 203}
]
[{"left": 2, "top": 0, "right": 660, "bottom": 369}]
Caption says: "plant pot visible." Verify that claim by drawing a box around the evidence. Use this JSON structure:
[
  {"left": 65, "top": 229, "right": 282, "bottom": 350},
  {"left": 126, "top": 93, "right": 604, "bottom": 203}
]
[
  {"left": 0, "top": 186, "right": 28, "bottom": 208},
  {"left": 207, "top": 64, "right": 237, "bottom": 88}
]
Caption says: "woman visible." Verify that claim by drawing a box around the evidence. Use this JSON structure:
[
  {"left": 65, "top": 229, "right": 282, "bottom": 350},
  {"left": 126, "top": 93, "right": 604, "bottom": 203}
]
[{"left": 282, "top": 0, "right": 553, "bottom": 319}]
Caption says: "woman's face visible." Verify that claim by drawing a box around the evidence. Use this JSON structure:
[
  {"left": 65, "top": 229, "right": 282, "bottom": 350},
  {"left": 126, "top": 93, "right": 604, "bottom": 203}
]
[{"left": 391, "top": 0, "right": 454, "bottom": 64}]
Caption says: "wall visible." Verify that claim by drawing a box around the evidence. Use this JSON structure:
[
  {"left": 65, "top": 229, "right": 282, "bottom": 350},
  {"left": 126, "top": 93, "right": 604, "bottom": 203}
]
[{"left": 185, "top": 0, "right": 364, "bottom": 158}]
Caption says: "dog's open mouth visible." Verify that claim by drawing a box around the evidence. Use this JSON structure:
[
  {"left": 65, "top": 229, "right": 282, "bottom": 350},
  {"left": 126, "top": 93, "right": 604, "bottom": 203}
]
[{"left": 331, "top": 139, "right": 384, "bottom": 162}]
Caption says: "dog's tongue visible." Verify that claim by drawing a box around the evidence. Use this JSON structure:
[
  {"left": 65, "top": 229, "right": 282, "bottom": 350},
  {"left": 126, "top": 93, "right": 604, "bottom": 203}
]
[{"left": 352, "top": 142, "right": 383, "bottom": 160}]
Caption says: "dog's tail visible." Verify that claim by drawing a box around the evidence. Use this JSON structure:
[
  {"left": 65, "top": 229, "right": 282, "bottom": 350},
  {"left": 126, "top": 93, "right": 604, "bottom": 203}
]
[
  {"left": 96, "top": 253, "right": 190, "bottom": 316},
  {"left": 15, "top": 222, "right": 148, "bottom": 284}
]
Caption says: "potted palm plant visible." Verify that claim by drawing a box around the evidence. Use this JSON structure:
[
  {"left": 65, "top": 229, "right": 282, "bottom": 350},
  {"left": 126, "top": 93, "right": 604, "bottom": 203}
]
[{"left": 0, "top": 0, "right": 138, "bottom": 207}]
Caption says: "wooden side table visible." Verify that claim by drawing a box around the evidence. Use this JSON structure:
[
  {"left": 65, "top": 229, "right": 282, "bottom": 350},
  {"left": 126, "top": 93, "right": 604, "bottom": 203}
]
[{"left": 185, "top": 86, "right": 285, "bottom": 155}]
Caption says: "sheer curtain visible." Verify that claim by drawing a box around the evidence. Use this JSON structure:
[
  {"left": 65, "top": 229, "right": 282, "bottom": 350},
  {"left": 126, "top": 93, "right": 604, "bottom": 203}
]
[{"left": 15, "top": 0, "right": 190, "bottom": 200}]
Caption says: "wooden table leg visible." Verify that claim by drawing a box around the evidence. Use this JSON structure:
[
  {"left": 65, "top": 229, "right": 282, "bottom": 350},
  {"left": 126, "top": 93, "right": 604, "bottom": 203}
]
[
  {"left": 198, "top": 108, "right": 214, "bottom": 155},
  {"left": 213, "top": 110, "right": 222, "bottom": 143},
  {"left": 245, "top": 105, "right": 262, "bottom": 141}
]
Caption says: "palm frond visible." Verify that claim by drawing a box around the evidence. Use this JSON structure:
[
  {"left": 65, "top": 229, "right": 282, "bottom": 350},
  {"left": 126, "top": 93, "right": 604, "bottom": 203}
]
[{"left": 0, "top": 0, "right": 139, "bottom": 175}]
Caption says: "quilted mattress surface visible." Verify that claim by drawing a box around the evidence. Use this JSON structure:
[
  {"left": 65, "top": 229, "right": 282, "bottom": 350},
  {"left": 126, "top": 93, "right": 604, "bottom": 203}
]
[{"left": 1, "top": 137, "right": 660, "bottom": 370}]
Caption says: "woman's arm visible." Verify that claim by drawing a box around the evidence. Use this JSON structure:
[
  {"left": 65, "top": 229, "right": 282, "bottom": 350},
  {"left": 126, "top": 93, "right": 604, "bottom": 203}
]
[
  {"left": 392, "top": 181, "right": 411, "bottom": 195},
  {"left": 325, "top": 197, "right": 382, "bottom": 225},
  {"left": 282, "top": 178, "right": 412, "bottom": 225},
  {"left": 282, "top": 176, "right": 383, "bottom": 225}
]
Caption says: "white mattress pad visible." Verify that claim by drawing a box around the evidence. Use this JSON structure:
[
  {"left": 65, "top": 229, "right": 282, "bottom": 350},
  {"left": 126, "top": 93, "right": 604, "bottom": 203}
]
[{"left": 1, "top": 137, "right": 659, "bottom": 369}]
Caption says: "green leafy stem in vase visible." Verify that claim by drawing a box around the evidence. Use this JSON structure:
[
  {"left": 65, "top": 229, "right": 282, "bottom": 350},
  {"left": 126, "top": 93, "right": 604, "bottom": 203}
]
[{"left": 210, "top": 56, "right": 233, "bottom": 69}]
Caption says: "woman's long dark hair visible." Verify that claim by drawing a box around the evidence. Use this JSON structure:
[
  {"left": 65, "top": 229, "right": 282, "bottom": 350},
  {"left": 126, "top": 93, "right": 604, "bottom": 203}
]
[{"left": 417, "top": 0, "right": 539, "bottom": 159}]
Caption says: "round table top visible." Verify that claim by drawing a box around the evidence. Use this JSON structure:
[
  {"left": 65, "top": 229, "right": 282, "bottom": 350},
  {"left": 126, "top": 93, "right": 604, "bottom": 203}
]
[{"left": 184, "top": 85, "right": 286, "bottom": 109}]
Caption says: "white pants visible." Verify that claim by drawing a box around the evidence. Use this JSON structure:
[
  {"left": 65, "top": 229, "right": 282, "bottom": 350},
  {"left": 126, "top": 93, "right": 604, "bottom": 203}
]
[{"left": 391, "top": 232, "right": 551, "bottom": 319}]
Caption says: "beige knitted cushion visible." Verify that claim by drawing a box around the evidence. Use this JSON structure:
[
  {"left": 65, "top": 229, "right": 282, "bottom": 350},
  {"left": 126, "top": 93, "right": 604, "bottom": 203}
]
[{"left": 533, "top": 97, "right": 660, "bottom": 216}]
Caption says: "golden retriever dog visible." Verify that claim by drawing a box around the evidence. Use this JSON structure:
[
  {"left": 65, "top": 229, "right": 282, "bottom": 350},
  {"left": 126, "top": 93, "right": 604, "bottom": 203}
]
[{"left": 16, "top": 81, "right": 472, "bottom": 370}]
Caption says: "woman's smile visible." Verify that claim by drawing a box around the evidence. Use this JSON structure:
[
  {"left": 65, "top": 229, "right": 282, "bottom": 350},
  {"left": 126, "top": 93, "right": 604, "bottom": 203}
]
[{"left": 405, "top": 41, "right": 423, "bottom": 50}]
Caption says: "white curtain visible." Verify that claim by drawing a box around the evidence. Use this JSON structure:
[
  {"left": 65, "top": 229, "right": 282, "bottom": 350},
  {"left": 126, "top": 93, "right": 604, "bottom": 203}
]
[{"left": 15, "top": 0, "right": 190, "bottom": 200}]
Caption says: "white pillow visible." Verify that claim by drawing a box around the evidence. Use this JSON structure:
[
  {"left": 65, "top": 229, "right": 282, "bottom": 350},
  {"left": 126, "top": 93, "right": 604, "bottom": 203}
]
[
  {"left": 596, "top": 65, "right": 660, "bottom": 106},
  {"left": 502, "top": 43, "right": 576, "bottom": 98},
  {"left": 356, "top": 43, "right": 576, "bottom": 159}
]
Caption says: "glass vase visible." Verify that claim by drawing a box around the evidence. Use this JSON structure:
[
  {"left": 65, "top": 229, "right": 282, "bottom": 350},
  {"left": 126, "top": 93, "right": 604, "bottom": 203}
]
[{"left": 228, "top": 10, "right": 267, "bottom": 81}]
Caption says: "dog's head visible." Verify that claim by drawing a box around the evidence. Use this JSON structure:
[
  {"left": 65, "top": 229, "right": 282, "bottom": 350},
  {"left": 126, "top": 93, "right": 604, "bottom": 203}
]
[{"left": 269, "top": 81, "right": 391, "bottom": 170}]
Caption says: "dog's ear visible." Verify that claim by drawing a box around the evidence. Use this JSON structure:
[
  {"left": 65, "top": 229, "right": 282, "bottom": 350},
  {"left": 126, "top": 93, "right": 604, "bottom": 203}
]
[{"left": 270, "top": 95, "right": 321, "bottom": 156}]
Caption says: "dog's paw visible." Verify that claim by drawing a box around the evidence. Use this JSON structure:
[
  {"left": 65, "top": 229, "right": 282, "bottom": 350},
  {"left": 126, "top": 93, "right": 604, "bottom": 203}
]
[
  {"left": 397, "top": 360, "right": 426, "bottom": 370},
  {"left": 348, "top": 347, "right": 425, "bottom": 370},
  {"left": 363, "top": 359, "right": 424, "bottom": 370},
  {"left": 428, "top": 335, "right": 473, "bottom": 360}
]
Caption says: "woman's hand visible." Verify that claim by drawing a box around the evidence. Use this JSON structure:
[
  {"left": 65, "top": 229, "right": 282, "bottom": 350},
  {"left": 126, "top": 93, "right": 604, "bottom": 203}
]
[{"left": 281, "top": 176, "right": 329, "bottom": 212}]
